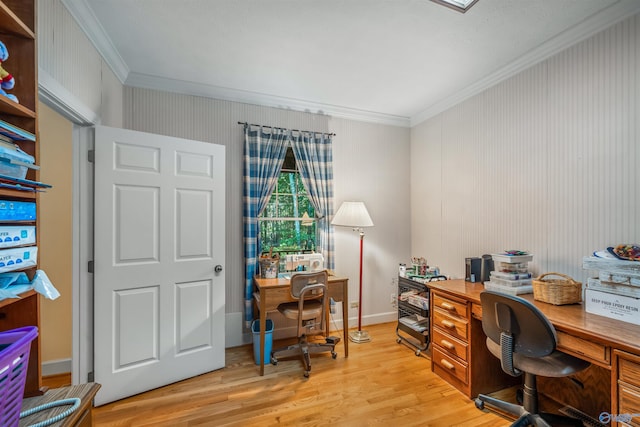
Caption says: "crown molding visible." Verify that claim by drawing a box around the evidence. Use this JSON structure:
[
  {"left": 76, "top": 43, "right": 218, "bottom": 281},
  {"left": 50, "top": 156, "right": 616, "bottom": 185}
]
[
  {"left": 410, "top": 0, "right": 640, "bottom": 126},
  {"left": 60, "top": 0, "right": 410, "bottom": 127},
  {"left": 39, "top": 68, "right": 99, "bottom": 125},
  {"left": 125, "top": 72, "right": 412, "bottom": 127},
  {"left": 61, "top": 0, "right": 129, "bottom": 84},
  {"left": 62, "top": 0, "right": 639, "bottom": 129}
]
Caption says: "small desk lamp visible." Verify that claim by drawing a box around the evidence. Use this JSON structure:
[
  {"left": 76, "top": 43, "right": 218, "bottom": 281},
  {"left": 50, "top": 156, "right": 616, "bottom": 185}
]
[{"left": 331, "top": 201, "right": 373, "bottom": 343}]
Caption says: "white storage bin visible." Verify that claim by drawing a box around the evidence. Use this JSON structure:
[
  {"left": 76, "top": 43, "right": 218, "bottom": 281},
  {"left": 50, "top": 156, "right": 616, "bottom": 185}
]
[
  {"left": 491, "top": 253, "right": 533, "bottom": 264},
  {"left": 484, "top": 281, "right": 533, "bottom": 295},
  {"left": 488, "top": 275, "right": 532, "bottom": 287}
]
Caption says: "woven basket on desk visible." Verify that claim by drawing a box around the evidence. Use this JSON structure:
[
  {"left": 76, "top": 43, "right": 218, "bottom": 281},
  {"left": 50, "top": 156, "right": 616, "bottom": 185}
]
[{"left": 532, "top": 272, "right": 582, "bottom": 305}]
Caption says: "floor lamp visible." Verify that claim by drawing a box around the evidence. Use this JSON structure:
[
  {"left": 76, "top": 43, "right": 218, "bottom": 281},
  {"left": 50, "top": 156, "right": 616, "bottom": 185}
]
[{"left": 332, "top": 201, "right": 374, "bottom": 343}]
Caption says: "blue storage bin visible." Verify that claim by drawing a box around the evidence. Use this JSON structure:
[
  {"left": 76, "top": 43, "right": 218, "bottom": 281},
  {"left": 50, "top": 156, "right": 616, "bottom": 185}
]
[{"left": 252, "top": 319, "right": 274, "bottom": 365}]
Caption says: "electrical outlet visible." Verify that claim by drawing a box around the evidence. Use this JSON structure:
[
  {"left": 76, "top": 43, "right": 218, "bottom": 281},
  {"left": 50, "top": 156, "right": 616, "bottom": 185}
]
[{"left": 350, "top": 301, "right": 359, "bottom": 309}]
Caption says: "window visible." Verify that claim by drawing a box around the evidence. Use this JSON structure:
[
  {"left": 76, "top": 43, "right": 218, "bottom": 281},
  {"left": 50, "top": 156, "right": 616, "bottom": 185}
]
[{"left": 259, "top": 147, "right": 317, "bottom": 256}]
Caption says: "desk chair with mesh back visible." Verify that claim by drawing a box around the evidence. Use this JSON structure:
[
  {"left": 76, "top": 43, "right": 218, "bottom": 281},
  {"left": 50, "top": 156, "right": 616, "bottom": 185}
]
[
  {"left": 270, "top": 270, "right": 340, "bottom": 377},
  {"left": 475, "top": 291, "right": 591, "bottom": 427}
]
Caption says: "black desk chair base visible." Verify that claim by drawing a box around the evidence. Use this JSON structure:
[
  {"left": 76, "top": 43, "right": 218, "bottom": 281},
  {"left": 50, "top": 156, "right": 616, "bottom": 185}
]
[
  {"left": 271, "top": 336, "right": 340, "bottom": 378},
  {"left": 475, "top": 372, "right": 582, "bottom": 427}
]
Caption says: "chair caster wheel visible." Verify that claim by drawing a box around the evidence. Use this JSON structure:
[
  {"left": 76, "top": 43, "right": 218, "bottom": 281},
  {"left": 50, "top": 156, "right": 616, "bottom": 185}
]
[
  {"left": 396, "top": 337, "right": 402, "bottom": 344},
  {"left": 475, "top": 398, "right": 484, "bottom": 410},
  {"left": 270, "top": 357, "right": 278, "bottom": 365},
  {"left": 415, "top": 350, "right": 421, "bottom": 356},
  {"left": 304, "top": 371, "right": 310, "bottom": 378},
  {"left": 331, "top": 352, "right": 337, "bottom": 359}
]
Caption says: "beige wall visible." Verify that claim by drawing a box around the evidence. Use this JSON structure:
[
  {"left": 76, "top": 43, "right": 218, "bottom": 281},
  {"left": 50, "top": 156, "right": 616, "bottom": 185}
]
[
  {"left": 411, "top": 13, "right": 640, "bottom": 282},
  {"left": 38, "top": 102, "right": 73, "bottom": 362}
]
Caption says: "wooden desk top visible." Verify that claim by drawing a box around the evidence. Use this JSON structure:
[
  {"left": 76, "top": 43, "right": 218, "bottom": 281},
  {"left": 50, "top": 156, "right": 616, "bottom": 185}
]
[
  {"left": 254, "top": 274, "right": 348, "bottom": 290},
  {"left": 427, "top": 279, "right": 640, "bottom": 356}
]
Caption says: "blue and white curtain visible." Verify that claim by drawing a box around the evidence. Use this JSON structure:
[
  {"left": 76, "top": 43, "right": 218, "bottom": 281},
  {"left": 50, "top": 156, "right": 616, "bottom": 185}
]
[
  {"left": 290, "top": 131, "right": 335, "bottom": 270},
  {"left": 243, "top": 125, "right": 288, "bottom": 328},
  {"left": 243, "top": 125, "right": 335, "bottom": 328}
]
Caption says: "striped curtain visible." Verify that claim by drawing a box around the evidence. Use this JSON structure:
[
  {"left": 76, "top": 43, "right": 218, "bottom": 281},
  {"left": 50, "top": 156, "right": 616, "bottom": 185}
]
[
  {"left": 243, "top": 125, "right": 288, "bottom": 328},
  {"left": 290, "top": 132, "right": 335, "bottom": 270}
]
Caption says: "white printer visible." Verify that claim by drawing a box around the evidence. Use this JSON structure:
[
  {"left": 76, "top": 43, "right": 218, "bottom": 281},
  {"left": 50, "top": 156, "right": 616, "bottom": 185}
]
[{"left": 285, "top": 253, "right": 324, "bottom": 272}]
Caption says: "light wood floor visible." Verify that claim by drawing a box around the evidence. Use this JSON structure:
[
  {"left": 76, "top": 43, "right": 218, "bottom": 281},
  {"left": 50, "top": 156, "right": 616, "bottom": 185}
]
[{"left": 50, "top": 323, "right": 511, "bottom": 426}]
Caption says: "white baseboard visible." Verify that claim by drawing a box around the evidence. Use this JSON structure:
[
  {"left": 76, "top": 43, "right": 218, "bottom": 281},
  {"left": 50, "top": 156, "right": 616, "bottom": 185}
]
[
  {"left": 47, "top": 311, "right": 396, "bottom": 376},
  {"left": 42, "top": 358, "right": 73, "bottom": 377},
  {"left": 228, "top": 310, "right": 398, "bottom": 348}
]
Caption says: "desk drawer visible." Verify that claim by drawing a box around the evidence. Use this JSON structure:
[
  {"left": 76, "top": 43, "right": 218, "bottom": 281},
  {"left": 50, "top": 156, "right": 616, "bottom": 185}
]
[
  {"left": 433, "top": 293, "right": 467, "bottom": 318},
  {"left": 433, "top": 346, "right": 468, "bottom": 384},
  {"left": 618, "top": 383, "right": 640, "bottom": 426},
  {"left": 556, "top": 331, "right": 610, "bottom": 366},
  {"left": 620, "top": 357, "right": 640, "bottom": 386},
  {"left": 471, "top": 303, "right": 482, "bottom": 320},
  {"left": 433, "top": 309, "right": 468, "bottom": 341},
  {"left": 432, "top": 328, "right": 468, "bottom": 361}
]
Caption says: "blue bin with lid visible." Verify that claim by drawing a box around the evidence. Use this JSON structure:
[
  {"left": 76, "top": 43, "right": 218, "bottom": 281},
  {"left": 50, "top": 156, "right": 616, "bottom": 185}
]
[{"left": 251, "top": 319, "right": 274, "bottom": 365}]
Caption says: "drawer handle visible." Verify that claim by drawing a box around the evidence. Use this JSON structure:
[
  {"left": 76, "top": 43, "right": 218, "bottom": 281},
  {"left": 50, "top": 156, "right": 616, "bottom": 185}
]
[
  {"left": 441, "top": 319, "right": 455, "bottom": 329},
  {"left": 440, "top": 339, "right": 456, "bottom": 350},
  {"left": 441, "top": 359, "right": 455, "bottom": 370},
  {"left": 440, "top": 302, "right": 455, "bottom": 311}
]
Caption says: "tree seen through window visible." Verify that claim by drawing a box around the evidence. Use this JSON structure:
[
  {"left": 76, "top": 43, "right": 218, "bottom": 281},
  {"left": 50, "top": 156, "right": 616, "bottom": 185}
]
[{"left": 259, "top": 148, "right": 316, "bottom": 255}]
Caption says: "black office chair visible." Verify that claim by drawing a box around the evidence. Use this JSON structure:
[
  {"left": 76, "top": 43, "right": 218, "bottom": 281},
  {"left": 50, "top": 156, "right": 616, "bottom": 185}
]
[
  {"left": 270, "top": 270, "right": 340, "bottom": 377},
  {"left": 475, "top": 291, "right": 591, "bottom": 427}
]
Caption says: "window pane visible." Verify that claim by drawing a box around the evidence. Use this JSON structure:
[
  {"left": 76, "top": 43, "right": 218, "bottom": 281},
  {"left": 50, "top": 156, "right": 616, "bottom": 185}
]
[
  {"left": 298, "top": 196, "right": 314, "bottom": 216},
  {"left": 259, "top": 220, "right": 317, "bottom": 253},
  {"left": 278, "top": 194, "right": 295, "bottom": 217},
  {"left": 277, "top": 173, "right": 290, "bottom": 194},
  {"left": 262, "top": 197, "right": 277, "bottom": 218},
  {"left": 296, "top": 175, "right": 306, "bottom": 193}
]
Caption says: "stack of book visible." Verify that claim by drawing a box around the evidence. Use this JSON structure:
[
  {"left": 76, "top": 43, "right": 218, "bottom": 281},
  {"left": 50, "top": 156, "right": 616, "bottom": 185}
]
[
  {"left": 0, "top": 120, "right": 49, "bottom": 192},
  {"left": 484, "top": 252, "right": 534, "bottom": 295},
  {"left": 583, "top": 255, "right": 640, "bottom": 325}
]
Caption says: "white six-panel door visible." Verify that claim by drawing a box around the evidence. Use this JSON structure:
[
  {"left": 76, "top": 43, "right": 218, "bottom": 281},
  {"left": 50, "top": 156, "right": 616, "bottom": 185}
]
[{"left": 93, "top": 126, "right": 225, "bottom": 405}]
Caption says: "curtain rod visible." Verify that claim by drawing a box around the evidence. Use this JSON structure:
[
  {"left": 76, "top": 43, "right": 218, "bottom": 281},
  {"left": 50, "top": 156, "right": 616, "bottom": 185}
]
[{"left": 238, "top": 121, "right": 335, "bottom": 136}]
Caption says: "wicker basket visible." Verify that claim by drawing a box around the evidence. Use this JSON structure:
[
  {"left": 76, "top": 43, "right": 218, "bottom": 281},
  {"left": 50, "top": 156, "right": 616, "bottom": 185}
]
[{"left": 532, "top": 272, "right": 582, "bottom": 305}]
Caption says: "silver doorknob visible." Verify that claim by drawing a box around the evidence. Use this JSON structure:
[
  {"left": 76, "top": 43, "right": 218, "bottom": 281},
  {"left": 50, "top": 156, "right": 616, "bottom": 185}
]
[{"left": 215, "top": 265, "right": 223, "bottom": 273}]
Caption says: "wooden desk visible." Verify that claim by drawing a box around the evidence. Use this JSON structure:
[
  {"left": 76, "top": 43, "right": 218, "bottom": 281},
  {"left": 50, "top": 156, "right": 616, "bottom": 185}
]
[
  {"left": 253, "top": 275, "right": 349, "bottom": 376},
  {"left": 427, "top": 279, "right": 640, "bottom": 425},
  {"left": 19, "top": 383, "right": 101, "bottom": 427}
]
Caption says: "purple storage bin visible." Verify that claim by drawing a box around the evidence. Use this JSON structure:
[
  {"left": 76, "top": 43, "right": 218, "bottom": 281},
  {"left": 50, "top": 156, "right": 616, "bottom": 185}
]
[{"left": 0, "top": 326, "right": 38, "bottom": 427}]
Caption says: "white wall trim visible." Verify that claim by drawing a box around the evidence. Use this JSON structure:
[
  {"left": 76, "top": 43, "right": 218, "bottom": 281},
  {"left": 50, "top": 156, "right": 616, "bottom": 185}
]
[
  {"left": 60, "top": 0, "right": 129, "bottom": 84},
  {"left": 125, "top": 72, "right": 411, "bottom": 128},
  {"left": 39, "top": 69, "right": 99, "bottom": 125},
  {"left": 411, "top": 0, "right": 640, "bottom": 126},
  {"left": 42, "top": 358, "right": 73, "bottom": 377}
]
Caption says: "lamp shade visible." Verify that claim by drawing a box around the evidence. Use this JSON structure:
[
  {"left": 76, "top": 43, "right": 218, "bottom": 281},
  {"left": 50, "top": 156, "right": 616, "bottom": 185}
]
[{"left": 331, "top": 202, "right": 373, "bottom": 228}]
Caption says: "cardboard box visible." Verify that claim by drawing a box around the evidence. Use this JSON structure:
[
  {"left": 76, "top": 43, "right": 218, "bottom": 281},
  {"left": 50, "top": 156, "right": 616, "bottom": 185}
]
[{"left": 584, "top": 288, "right": 640, "bottom": 326}]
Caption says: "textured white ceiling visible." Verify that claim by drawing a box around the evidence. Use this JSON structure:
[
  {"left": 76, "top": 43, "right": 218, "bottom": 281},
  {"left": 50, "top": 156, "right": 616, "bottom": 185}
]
[{"left": 67, "top": 0, "right": 639, "bottom": 125}]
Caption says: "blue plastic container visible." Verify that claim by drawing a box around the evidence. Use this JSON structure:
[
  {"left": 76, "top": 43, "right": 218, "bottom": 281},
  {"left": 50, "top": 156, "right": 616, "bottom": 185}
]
[
  {"left": 252, "top": 319, "right": 274, "bottom": 365},
  {"left": 0, "top": 201, "right": 36, "bottom": 221}
]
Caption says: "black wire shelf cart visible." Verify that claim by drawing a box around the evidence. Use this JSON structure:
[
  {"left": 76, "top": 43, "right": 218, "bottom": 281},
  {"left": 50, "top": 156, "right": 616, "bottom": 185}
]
[{"left": 396, "top": 276, "right": 430, "bottom": 356}]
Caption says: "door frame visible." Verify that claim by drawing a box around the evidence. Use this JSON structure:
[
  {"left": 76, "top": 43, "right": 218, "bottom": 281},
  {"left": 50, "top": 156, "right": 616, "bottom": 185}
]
[
  {"left": 40, "top": 77, "right": 99, "bottom": 385},
  {"left": 71, "top": 126, "right": 94, "bottom": 384}
]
